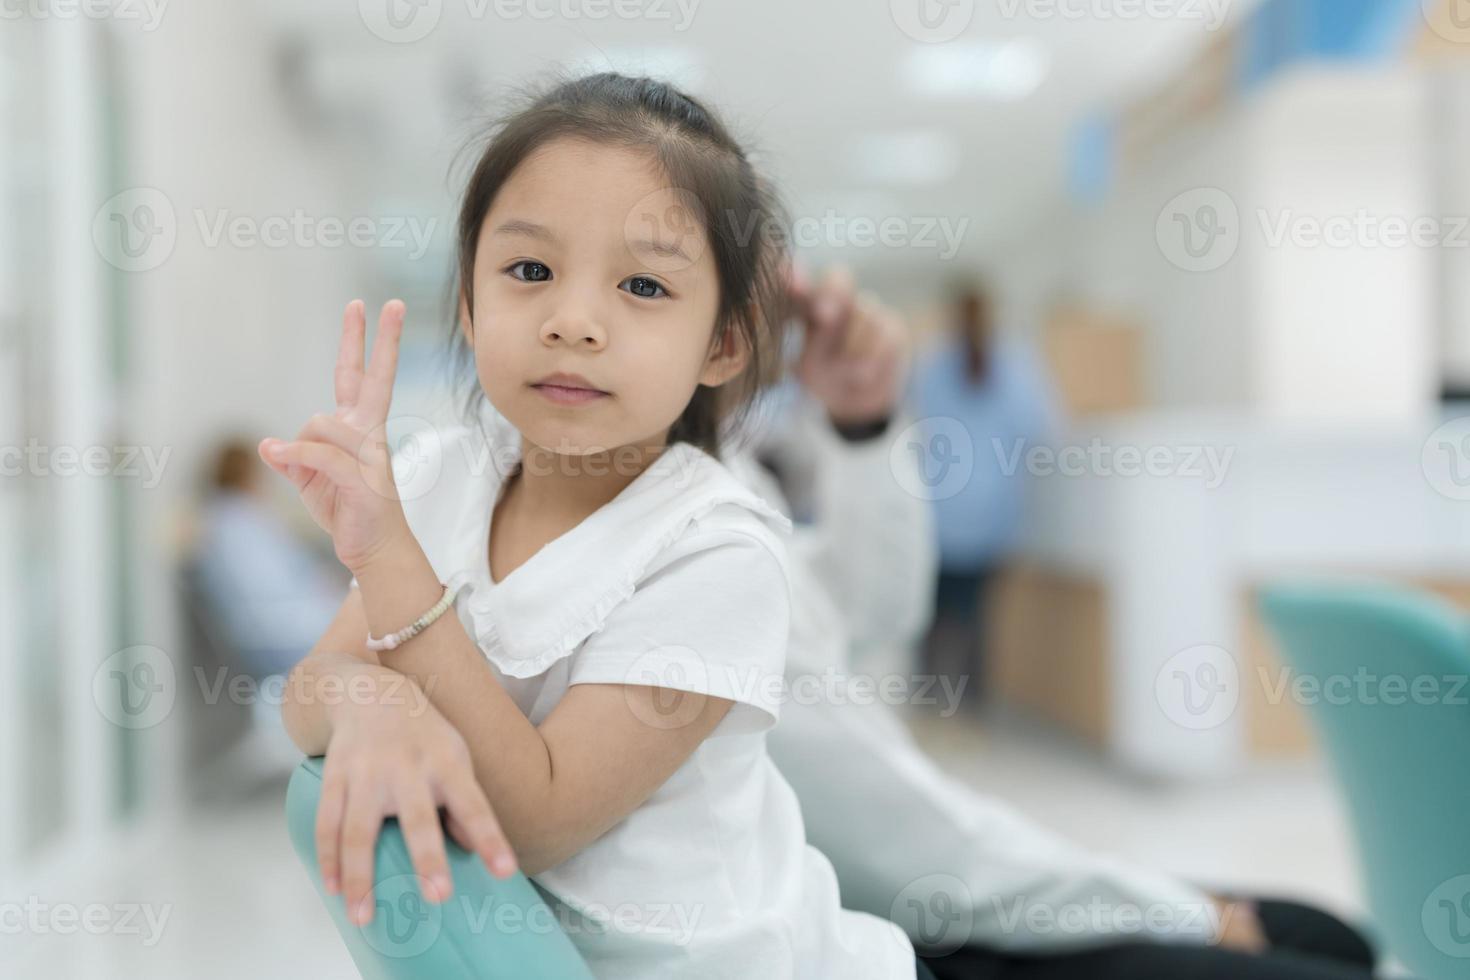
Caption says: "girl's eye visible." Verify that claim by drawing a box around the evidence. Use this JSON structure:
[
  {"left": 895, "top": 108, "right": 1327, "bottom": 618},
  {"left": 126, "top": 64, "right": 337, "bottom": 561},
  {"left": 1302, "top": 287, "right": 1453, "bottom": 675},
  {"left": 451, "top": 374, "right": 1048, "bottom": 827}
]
[
  {"left": 621, "top": 275, "right": 668, "bottom": 300},
  {"left": 507, "top": 261, "right": 552, "bottom": 283}
]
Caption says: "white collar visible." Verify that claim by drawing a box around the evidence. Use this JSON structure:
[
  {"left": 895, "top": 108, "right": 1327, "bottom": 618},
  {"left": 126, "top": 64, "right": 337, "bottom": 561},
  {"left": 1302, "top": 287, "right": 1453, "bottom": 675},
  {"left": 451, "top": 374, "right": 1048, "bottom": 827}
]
[{"left": 446, "top": 406, "right": 792, "bottom": 677}]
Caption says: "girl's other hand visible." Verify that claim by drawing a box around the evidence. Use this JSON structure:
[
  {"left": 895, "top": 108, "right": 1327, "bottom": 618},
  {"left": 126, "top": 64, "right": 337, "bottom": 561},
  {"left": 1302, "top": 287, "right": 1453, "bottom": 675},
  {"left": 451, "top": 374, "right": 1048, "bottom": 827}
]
[
  {"left": 258, "top": 299, "right": 414, "bottom": 575},
  {"left": 318, "top": 678, "right": 519, "bottom": 926}
]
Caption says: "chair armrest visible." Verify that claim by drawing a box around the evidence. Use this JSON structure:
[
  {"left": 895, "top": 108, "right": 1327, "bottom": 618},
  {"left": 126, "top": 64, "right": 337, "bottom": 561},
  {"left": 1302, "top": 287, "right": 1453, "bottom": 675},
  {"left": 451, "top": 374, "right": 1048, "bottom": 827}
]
[{"left": 285, "top": 757, "right": 594, "bottom": 979}]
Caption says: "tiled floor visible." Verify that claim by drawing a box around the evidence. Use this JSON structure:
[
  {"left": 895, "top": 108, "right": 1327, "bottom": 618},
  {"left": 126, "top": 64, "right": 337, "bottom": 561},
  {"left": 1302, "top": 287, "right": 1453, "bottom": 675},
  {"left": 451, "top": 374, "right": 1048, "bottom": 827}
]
[{"left": 7, "top": 710, "right": 1364, "bottom": 979}]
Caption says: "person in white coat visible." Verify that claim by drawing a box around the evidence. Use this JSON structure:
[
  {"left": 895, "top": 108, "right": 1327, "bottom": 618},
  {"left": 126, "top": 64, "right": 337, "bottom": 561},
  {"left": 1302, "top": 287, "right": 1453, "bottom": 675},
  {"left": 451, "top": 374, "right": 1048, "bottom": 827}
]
[{"left": 732, "top": 265, "right": 1380, "bottom": 980}]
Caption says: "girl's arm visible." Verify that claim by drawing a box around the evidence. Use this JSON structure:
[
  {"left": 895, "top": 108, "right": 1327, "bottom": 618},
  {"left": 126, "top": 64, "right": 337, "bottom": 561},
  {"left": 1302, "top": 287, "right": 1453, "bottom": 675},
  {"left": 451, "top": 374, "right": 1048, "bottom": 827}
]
[
  {"left": 347, "top": 528, "right": 734, "bottom": 876},
  {"left": 264, "top": 299, "right": 738, "bottom": 920},
  {"left": 280, "top": 587, "right": 384, "bottom": 756},
  {"left": 284, "top": 574, "right": 730, "bottom": 879},
  {"left": 282, "top": 588, "right": 521, "bottom": 926}
]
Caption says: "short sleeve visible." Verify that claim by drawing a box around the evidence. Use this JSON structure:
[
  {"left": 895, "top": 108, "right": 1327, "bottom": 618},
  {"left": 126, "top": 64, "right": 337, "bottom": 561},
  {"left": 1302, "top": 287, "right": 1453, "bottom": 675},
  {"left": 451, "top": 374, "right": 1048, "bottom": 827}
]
[{"left": 565, "top": 518, "right": 791, "bottom": 737}]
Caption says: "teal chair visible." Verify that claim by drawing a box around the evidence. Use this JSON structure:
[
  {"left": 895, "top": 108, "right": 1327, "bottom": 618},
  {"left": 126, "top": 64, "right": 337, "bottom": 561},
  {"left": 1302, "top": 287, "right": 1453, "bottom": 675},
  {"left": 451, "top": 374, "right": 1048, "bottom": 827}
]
[
  {"left": 1260, "top": 582, "right": 1470, "bottom": 980},
  {"left": 286, "top": 757, "right": 595, "bottom": 979}
]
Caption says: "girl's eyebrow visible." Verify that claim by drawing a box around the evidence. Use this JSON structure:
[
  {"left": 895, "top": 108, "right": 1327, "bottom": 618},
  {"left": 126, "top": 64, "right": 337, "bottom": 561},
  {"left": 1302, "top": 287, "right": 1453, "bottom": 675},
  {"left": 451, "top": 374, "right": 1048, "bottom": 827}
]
[
  {"left": 491, "top": 218, "right": 557, "bottom": 242},
  {"left": 628, "top": 237, "right": 693, "bottom": 264},
  {"left": 493, "top": 217, "right": 693, "bottom": 265}
]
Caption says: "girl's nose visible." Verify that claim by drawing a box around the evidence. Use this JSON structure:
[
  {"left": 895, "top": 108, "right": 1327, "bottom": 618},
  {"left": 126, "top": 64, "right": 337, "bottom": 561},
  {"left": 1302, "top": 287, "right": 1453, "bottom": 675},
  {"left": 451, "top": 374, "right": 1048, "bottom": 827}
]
[{"left": 539, "top": 310, "right": 607, "bottom": 351}]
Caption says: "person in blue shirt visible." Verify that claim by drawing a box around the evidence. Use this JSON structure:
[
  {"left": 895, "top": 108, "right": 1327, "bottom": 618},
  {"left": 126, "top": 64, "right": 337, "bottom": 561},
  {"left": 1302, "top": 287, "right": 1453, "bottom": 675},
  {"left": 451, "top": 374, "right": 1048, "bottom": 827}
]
[
  {"left": 909, "top": 283, "right": 1061, "bottom": 707},
  {"left": 193, "top": 440, "right": 345, "bottom": 680}
]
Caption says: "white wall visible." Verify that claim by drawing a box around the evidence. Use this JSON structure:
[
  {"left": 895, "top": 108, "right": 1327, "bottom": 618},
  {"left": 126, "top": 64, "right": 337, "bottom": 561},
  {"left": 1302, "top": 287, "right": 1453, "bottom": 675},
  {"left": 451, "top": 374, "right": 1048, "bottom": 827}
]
[
  {"left": 114, "top": 4, "right": 381, "bottom": 813},
  {"left": 1435, "top": 67, "right": 1470, "bottom": 394},
  {"left": 1251, "top": 67, "right": 1437, "bottom": 423},
  {"left": 987, "top": 65, "right": 1440, "bottom": 426},
  {"left": 989, "top": 106, "right": 1257, "bottom": 409}
]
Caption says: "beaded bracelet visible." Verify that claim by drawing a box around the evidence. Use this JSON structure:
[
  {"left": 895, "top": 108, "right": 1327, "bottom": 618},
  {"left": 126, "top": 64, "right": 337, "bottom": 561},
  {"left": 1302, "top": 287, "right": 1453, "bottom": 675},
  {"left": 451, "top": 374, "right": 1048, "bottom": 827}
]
[{"left": 365, "top": 582, "right": 460, "bottom": 652}]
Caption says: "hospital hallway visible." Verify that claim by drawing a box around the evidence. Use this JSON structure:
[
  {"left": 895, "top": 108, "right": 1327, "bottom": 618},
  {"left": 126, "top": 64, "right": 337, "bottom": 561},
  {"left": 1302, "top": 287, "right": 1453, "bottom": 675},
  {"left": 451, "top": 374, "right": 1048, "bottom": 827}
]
[{"left": 8, "top": 0, "right": 1469, "bottom": 976}]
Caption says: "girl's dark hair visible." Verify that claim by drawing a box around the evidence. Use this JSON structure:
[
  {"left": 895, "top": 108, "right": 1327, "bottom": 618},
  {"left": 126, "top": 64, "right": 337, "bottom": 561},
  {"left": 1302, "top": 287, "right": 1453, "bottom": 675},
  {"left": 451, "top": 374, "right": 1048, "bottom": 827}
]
[{"left": 446, "top": 71, "right": 791, "bottom": 458}]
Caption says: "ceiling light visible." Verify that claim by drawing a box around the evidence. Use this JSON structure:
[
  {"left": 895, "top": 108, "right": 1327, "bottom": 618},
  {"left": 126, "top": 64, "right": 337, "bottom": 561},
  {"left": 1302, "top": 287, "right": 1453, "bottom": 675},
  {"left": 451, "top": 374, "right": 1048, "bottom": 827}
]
[{"left": 903, "top": 38, "right": 1049, "bottom": 101}]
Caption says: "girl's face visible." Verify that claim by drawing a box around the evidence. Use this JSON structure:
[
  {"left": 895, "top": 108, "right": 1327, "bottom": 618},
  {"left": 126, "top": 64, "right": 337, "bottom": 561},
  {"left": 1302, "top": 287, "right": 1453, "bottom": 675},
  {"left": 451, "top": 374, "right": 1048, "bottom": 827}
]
[{"left": 461, "top": 137, "right": 744, "bottom": 458}]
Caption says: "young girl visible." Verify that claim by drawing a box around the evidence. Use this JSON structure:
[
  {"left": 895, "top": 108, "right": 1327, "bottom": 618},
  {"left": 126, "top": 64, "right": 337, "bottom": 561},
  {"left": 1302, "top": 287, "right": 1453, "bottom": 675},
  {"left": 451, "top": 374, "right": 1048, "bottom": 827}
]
[{"left": 262, "top": 72, "right": 922, "bottom": 978}]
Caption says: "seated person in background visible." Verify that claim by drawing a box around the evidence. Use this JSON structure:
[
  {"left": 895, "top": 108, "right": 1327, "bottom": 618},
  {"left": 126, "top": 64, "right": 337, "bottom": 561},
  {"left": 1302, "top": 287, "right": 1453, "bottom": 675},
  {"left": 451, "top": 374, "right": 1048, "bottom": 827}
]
[
  {"left": 760, "top": 266, "right": 1379, "bottom": 980},
  {"left": 193, "top": 439, "right": 344, "bottom": 679}
]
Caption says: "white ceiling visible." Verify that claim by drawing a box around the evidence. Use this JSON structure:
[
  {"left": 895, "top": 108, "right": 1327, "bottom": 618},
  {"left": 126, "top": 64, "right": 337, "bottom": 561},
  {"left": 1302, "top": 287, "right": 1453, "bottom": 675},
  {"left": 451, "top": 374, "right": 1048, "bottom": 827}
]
[{"left": 258, "top": 0, "right": 1263, "bottom": 280}]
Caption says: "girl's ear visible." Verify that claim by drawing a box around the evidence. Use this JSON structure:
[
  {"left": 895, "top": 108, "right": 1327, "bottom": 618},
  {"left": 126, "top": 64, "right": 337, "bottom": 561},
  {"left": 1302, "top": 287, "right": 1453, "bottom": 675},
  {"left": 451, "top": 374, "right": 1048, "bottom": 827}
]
[
  {"left": 458, "top": 287, "right": 473, "bottom": 344},
  {"left": 698, "top": 318, "right": 750, "bottom": 388}
]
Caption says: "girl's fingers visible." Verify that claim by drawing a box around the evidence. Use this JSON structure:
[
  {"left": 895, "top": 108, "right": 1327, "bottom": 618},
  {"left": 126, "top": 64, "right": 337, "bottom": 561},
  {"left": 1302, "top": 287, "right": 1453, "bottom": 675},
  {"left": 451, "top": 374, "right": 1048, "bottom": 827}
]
[
  {"left": 838, "top": 309, "right": 875, "bottom": 360},
  {"left": 815, "top": 267, "right": 855, "bottom": 325},
  {"left": 359, "top": 300, "right": 405, "bottom": 423},
  {"left": 784, "top": 259, "right": 811, "bottom": 312},
  {"left": 335, "top": 300, "right": 367, "bottom": 411},
  {"left": 257, "top": 438, "right": 312, "bottom": 491},
  {"left": 439, "top": 767, "right": 517, "bottom": 879},
  {"left": 340, "top": 788, "right": 385, "bottom": 926},
  {"left": 808, "top": 280, "right": 854, "bottom": 362},
  {"left": 443, "top": 811, "right": 474, "bottom": 853},
  {"left": 316, "top": 763, "right": 349, "bottom": 896},
  {"left": 393, "top": 775, "right": 453, "bottom": 904},
  {"left": 296, "top": 412, "right": 377, "bottom": 461},
  {"left": 266, "top": 439, "right": 358, "bottom": 490}
]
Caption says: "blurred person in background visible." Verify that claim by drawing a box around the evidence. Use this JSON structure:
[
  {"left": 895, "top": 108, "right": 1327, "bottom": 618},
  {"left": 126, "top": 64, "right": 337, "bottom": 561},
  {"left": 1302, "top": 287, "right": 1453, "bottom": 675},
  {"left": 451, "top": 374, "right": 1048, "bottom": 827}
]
[
  {"left": 911, "top": 282, "right": 1061, "bottom": 708},
  {"left": 193, "top": 438, "right": 344, "bottom": 681},
  {"left": 761, "top": 267, "right": 1379, "bottom": 980}
]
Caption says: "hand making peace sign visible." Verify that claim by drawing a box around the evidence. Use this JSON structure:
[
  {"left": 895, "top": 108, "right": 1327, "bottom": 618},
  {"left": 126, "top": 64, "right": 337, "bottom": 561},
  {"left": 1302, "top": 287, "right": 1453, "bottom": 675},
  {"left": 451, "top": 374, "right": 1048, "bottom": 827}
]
[{"left": 257, "top": 299, "right": 414, "bottom": 576}]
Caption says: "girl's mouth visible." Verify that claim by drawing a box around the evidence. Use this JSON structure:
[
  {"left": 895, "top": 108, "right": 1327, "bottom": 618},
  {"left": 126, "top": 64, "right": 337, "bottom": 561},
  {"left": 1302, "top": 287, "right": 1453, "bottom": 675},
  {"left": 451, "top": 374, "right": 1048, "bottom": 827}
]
[{"left": 531, "top": 383, "right": 610, "bottom": 406}]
